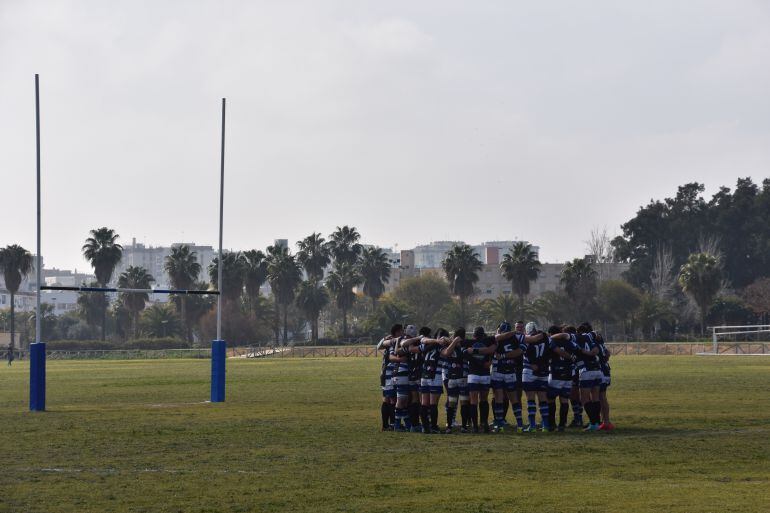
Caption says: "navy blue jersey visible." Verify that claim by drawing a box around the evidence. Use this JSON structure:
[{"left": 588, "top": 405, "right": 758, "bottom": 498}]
[
  {"left": 465, "top": 336, "right": 496, "bottom": 376},
  {"left": 548, "top": 337, "right": 578, "bottom": 380},
  {"left": 380, "top": 343, "right": 395, "bottom": 384},
  {"left": 443, "top": 345, "right": 465, "bottom": 379},
  {"left": 495, "top": 334, "right": 522, "bottom": 374},
  {"left": 523, "top": 333, "right": 550, "bottom": 377},
  {"left": 461, "top": 339, "right": 473, "bottom": 377},
  {"left": 392, "top": 337, "right": 410, "bottom": 377},
  {"left": 420, "top": 342, "right": 441, "bottom": 380},
  {"left": 409, "top": 350, "right": 423, "bottom": 381},
  {"left": 574, "top": 333, "right": 601, "bottom": 371},
  {"left": 595, "top": 332, "right": 611, "bottom": 376}
]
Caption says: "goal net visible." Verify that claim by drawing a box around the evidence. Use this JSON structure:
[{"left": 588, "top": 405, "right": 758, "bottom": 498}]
[{"left": 698, "top": 325, "right": 770, "bottom": 356}]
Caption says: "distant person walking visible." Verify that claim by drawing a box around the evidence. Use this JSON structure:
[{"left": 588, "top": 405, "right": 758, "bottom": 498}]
[{"left": 7, "top": 346, "right": 14, "bottom": 366}]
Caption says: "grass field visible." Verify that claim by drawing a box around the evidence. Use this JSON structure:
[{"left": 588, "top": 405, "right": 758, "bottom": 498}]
[{"left": 1, "top": 356, "right": 769, "bottom": 513}]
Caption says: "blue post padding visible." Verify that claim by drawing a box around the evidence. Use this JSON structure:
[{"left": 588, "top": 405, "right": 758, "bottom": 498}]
[
  {"left": 210, "top": 340, "right": 226, "bottom": 402},
  {"left": 29, "top": 342, "right": 46, "bottom": 411}
]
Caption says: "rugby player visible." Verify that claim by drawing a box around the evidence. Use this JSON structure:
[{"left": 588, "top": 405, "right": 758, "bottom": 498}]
[
  {"left": 546, "top": 325, "right": 578, "bottom": 432},
  {"left": 462, "top": 326, "right": 523, "bottom": 433},
  {"left": 389, "top": 324, "right": 420, "bottom": 431},
  {"left": 552, "top": 325, "right": 603, "bottom": 431},
  {"left": 594, "top": 328, "right": 615, "bottom": 431},
  {"left": 376, "top": 324, "right": 402, "bottom": 430},
  {"left": 402, "top": 327, "right": 451, "bottom": 433},
  {"left": 440, "top": 329, "right": 465, "bottom": 433},
  {"left": 520, "top": 322, "right": 550, "bottom": 432},
  {"left": 491, "top": 321, "right": 524, "bottom": 432}
]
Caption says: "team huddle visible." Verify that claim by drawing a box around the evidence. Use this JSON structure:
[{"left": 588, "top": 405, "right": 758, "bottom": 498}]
[{"left": 377, "top": 321, "right": 614, "bottom": 434}]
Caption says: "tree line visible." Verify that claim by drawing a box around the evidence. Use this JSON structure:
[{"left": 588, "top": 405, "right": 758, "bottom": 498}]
[{"left": 3, "top": 176, "right": 770, "bottom": 346}]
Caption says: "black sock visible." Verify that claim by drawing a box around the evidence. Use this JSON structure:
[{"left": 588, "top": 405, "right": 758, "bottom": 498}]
[
  {"left": 381, "top": 402, "right": 390, "bottom": 429},
  {"left": 389, "top": 403, "right": 396, "bottom": 425},
  {"left": 586, "top": 401, "right": 598, "bottom": 424},
  {"left": 503, "top": 400, "right": 509, "bottom": 420},
  {"left": 593, "top": 401, "right": 602, "bottom": 424},
  {"left": 470, "top": 404, "right": 479, "bottom": 430},
  {"left": 420, "top": 405, "right": 430, "bottom": 432},
  {"left": 559, "top": 402, "right": 569, "bottom": 426},
  {"left": 461, "top": 404, "right": 469, "bottom": 428},
  {"left": 430, "top": 405, "right": 439, "bottom": 429},
  {"left": 479, "top": 401, "right": 489, "bottom": 426},
  {"left": 446, "top": 404, "right": 456, "bottom": 427},
  {"left": 409, "top": 403, "right": 420, "bottom": 428}
]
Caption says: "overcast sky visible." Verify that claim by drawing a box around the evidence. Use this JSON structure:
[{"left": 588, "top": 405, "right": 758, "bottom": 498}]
[{"left": 2, "top": 0, "right": 769, "bottom": 272}]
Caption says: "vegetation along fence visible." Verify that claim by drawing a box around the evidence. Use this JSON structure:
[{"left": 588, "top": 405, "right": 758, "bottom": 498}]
[{"left": 2, "top": 343, "right": 768, "bottom": 361}]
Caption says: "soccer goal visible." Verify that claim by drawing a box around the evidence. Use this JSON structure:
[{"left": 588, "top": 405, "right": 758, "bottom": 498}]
[{"left": 698, "top": 325, "right": 770, "bottom": 356}]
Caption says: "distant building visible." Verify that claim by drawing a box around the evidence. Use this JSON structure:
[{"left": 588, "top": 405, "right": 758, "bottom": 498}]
[
  {"left": 383, "top": 243, "right": 629, "bottom": 300},
  {"left": 410, "top": 240, "right": 539, "bottom": 269},
  {"left": 113, "top": 239, "right": 216, "bottom": 289}
]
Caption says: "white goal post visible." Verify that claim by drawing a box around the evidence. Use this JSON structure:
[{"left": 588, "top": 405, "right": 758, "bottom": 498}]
[{"left": 699, "top": 325, "right": 770, "bottom": 356}]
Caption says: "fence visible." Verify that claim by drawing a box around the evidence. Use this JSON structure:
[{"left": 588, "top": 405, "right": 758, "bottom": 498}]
[{"left": 2, "top": 342, "right": 768, "bottom": 361}]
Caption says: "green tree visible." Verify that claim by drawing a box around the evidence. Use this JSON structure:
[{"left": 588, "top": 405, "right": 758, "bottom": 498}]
[
  {"left": 242, "top": 249, "right": 268, "bottom": 305},
  {"left": 476, "top": 294, "right": 529, "bottom": 327},
  {"left": 743, "top": 277, "right": 770, "bottom": 324},
  {"left": 500, "top": 242, "right": 541, "bottom": 302},
  {"left": 326, "top": 226, "right": 362, "bottom": 265},
  {"left": 77, "top": 280, "right": 107, "bottom": 336},
  {"left": 326, "top": 261, "right": 361, "bottom": 339},
  {"left": 208, "top": 251, "right": 245, "bottom": 302},
  {"left": 82, "top": 227, "right": 123, "bottom": 340},
  {"left": 297, "top": 233, "right": 331, "bottom": 281},
  {"left": 140, "top": 303, "right": 182, "bottom": 339},
  {"left": 561, "top": 258, "right": 598, "bottom": 321},
  {"left": 442, "top": 244, "right": 482, "bottom": 327},
  {"left": 266, "top": 245, "right": 302, "bottom": 344},
  {"left": 117, "top": 266, "right": 155, "bottom": 338},
  {"left": 391, "top": 274, "right": 452, "bottom": 328},
  {"left": 678, "top": 252, "right": 722, "bottom": 335},
  {"left": 597, "top": 280, "right": 642, "bottom": 338},
  {"left": 296, "top": 279, "right": 329, "bottom": 344},
  {"left": 359, "top": 246, "right": 391, "bottom": 310},
  {"left": 636, "top": 293, "right": 674, "bottom": 340},
  {"left": 172, "top": 280, "right": 216, "bottom": 344},
  {"left": 0, "top": 244, "right": 33, "bottom": 351},
  {"left": 164, "top": 245, "right": 202, "bottom": 343}
]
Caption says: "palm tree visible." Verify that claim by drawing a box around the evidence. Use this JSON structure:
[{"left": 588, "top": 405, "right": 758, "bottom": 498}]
[
  {"left": 297, "top": 233, "right": 331, "bottom": 281},
  {"left": 500, "top": 242, "right": 541, "bottom": 302},
  {"left": 359, "top": 246, "right": 391, "bottom": 310},
  {"left": 164, "top": 245, "right": 201, "bottom": 342},
  {"left": 441, "top": 243, "right": 482, "bottom": 327},
  {"left": 326, "top": 261, "right": 362, "bottom": 339},
  {"left": 172, "top": 279, "right": 216, "bottom": 344},
  {"left": 326, "top": 226, "right": 362, "bottom": 265},
  {"left": 266, "top": 245, "right": 303, "bottom": 344},
  {"left": 208, "top": 251, "right": 245, "bottom": 302},
  {"left": 243, "top": 249, "right": 268, "bottom": 303},
  {"left": 561, "top": 258, "right": 598, "bottom": 321},
  {"left": 678, "top": 252, "right": 722, "bottom": 335},
  {"left": 117, "top": 266, "right": 155, "bottom": 338},
  {"left": 77, "top": 281, "right": 108, "bottom": 335},
  {"left": 0, "top": 245, "right": 33, "bottom": 351},
  {"left": 296, "top": 279, "right": 330, "bottom": 344},
  {"left": 140, "top": 303, "right": 182, "bottom": 339},
  {"left": 82, "top": 228, "right": 123, "bottom": 340},
  {"left": 477, "top": 294, "right": 528, "bottom": 326}
]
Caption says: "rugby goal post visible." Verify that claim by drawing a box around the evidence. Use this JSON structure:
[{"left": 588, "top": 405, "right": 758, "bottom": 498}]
[
  {"left": 29, "top": 75, "right": 229, "bottom": 410},
  {"left": 698, "top": 325, "right": 770, "bottom": 356}
]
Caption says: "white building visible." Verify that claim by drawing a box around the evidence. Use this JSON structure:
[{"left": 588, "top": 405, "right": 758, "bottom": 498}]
[{"left": 113, "top": 239, "right": 216, "bottom": 289}]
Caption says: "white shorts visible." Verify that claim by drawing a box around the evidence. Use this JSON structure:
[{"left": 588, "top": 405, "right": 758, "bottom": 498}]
[
  {"left": 491, "top": 371, "right": 517, "bottom": 384},
  {"left": 467, "top": 374, "right": 491, "bottom": 385}
]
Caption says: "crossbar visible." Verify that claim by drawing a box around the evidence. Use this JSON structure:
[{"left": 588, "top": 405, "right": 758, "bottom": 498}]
[{"left": 41, "top": 285, "right": 219, "bottom": 295}]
